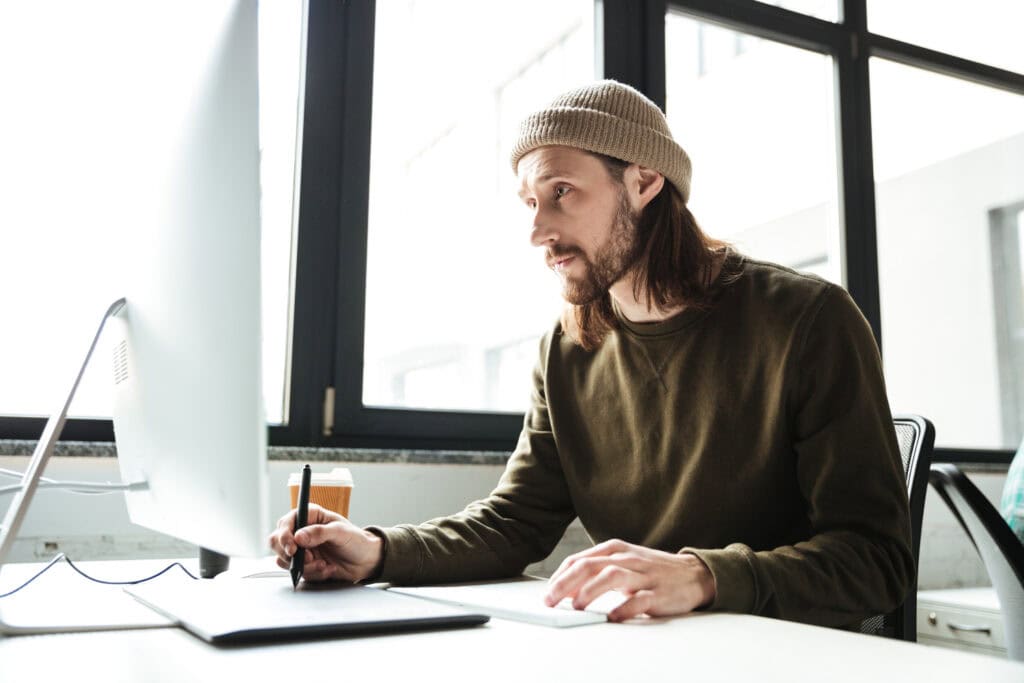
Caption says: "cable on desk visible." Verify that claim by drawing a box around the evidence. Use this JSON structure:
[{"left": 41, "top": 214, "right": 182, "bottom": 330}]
[
  {"left": 0, "top": 553, "right": 199, "bottom": 599},
  {"left": 0, "top": 468, "right": 148, "bottom": 496}
]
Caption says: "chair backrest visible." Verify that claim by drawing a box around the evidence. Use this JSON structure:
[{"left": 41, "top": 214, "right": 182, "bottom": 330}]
[
  {"left": 929, "top": 463, "right": 1024, "bottom": 661},
  {"left": 860, "top": 414, "right": 935, "bottom": 640}
]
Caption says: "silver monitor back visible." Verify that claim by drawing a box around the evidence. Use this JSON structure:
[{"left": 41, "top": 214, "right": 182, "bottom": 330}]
[{"left": 109, "top": 0, "right": 269, "bottom": 558}]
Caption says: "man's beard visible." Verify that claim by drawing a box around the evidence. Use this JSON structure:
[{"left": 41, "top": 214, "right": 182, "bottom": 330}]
[{"left": 552, "top": 190, "right": 643, "bottom": 305}]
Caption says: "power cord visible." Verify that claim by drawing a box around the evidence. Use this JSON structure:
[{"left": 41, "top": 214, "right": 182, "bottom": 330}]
[
  {"left": 0, "top": 553, "right": 199, "bottom": 599},
  {"left": 0, "top": 468, "right": 147, "bottom": 496}
]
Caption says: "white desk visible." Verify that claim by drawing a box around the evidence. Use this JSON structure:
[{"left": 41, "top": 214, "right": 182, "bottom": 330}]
[{"left": 2, "top": 559, "right": 1023, "bottom": 683}]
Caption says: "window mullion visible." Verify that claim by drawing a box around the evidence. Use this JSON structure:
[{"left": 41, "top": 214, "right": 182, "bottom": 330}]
[
  {"left": 600, "top": 0, "right": 666, "bottom": 106},
  {"left": 835, "top": 0, "right": 883, "bottom": 348}
]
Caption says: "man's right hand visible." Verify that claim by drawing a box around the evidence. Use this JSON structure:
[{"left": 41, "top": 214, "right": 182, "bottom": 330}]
[{"left": 268, "top": 503, "right": 384, "bottom": 584}]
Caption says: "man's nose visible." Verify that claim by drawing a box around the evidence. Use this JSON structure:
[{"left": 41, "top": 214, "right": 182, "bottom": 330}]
[{"left": 529, "top": 205, "right": 559, "bottom": 248}]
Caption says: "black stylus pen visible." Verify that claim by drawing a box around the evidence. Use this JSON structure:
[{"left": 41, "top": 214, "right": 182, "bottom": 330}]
[{"left": 290, "top": 464, "right": 312, "bottom": 589}]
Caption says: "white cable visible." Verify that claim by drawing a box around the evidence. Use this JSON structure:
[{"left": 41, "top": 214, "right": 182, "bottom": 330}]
[
  {"left": 0, "top": 467, "right": 146, "bottom": 492},
  {"left": 0, "top": 467, "right": 46, "bottom": 481},
  {"left": 0, "top": 480, "right": 148, "bottom": 496},
  {"left": 0, "top": 467, "right": 68, "bottom": 485}
]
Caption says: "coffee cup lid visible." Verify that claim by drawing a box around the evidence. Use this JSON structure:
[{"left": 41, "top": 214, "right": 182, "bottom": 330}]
[{"left": 288, "top": 467, "right": 353, "bottom": 486}]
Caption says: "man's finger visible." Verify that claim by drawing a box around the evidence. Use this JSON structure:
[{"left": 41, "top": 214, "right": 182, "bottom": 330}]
[
  {"left": 295, "top": 524, "right": 327, "bottom": 548},
  {"left": 269, "top": 528, "right": 294, "bottom": 557},
  {"left": 549, "top": 539, "right": 632, "bottom": 581},
  {"left": 545, "top": 556, "right": 604, "bottom": 605},
  {"left": 572, "top": 564, "right": 644, "bottom": 610},
  {"left": 545, "top": 555, "right": 642, "bottom": 607},
  {"left": 307, "top": 503, "right": 346, "bottom": 526},
  {"left": 284, "top": 532, "right": 298, "bottom": 556},
  {"left": 302, "top": 557, "right": 328, "bottom": 579},
  {"left": 305, "top": 502, "right": 329, "bottom": 523},
  {"left": 294, "top": 520, "right": 350, "bottom": 549},
  {"left": 549, "top": 553, "right": 645, "bottom": 594},
  {"left": 607, "top": 589, "right": 655, "bottom": 622}
]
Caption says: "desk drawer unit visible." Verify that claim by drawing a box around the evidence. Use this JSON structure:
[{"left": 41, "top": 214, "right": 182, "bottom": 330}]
[{"left": 917, "top": 600, "right": 1006, "bottom": 657}]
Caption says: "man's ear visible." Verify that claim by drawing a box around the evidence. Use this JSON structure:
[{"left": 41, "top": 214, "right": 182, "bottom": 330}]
[{"left": 630, "top": 165, "right": 665, "bottom": 211}]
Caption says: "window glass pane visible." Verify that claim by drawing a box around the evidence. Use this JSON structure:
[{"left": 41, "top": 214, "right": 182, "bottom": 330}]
[
  {"left": 0, "top": 3, "right": 302, "bottom": 424},
  {"left": 867, "top": 1, "right": 1024, "bottom": 74},
  {"left": 664, "top": 11, "right": 842, "bottom": 285},
  {"left": 364, "top": 0, "right": 595, "bottom": 413},
  {"left": 871, "top": 58, "right": 1024, "bottom": 449},
  {"left": 754, "top": 0, "right": 839, "bottom": 22}
]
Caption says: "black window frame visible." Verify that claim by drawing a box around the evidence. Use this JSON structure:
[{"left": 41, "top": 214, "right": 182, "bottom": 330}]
[{"left": 3, "top": 0, "right": 1023, "bottom": 465}]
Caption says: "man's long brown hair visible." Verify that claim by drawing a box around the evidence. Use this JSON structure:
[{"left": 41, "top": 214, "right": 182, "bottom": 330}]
[{"left": 565, "top": 154, "right": 734, "bottom": 351}]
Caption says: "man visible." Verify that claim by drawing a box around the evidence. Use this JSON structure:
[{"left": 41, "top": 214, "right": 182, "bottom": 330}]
[{"left": 269, "top": 80, "right": 913, "bottom": 628}]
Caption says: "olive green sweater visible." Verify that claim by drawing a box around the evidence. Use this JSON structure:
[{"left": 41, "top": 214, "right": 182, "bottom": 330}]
[{"left": 372, "top": 255, "right": 914, "bottom": 628}]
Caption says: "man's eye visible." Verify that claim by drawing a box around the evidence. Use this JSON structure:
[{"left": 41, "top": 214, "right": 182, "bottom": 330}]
[{"left": 554, "top": 186, "right": 570, "bottom": 200}]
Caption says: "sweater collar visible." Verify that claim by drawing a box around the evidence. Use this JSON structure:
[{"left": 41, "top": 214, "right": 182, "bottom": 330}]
[{"left": 611, "top": 250, "right": 744, "bottom": 338}]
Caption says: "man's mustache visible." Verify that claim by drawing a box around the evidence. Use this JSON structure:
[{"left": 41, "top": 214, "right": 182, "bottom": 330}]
[{"left": 547, "top": 245, "right": 583, "bottom": 260}]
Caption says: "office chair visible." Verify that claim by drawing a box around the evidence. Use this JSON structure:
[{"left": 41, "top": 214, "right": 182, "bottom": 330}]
[
  {"left": 860, "top": 414, "right": 935, "bottom": 641},
  {"left": 928, "top": 463, "right": 1024, "bottom": 661}
]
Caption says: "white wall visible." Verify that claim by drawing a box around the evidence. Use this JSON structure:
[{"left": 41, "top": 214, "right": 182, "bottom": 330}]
[{"left": 0, "top": 455, "right": 1004, "bottom": 590}]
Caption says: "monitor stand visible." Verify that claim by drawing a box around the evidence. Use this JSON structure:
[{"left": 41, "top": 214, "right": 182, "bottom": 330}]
[
  {"left": 0, "top": 298, "right": 128, "bottom": 572},
  {"left": 199, "top": 547, "right": 231, "bottom": 578},
  {"left": 0, "top": 298, "right": 174, "bottom": 635}
]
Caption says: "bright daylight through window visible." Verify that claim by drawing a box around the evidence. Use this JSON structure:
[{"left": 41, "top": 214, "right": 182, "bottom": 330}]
[
  {"left": 665, "top": 11, "right": 842, "bottom": 285},
  {"left": 871, "top": 58, "right": 1024, "bottom": 450},
  {"left": 363, "top": 0, "right": 595, "bottom": 413}
]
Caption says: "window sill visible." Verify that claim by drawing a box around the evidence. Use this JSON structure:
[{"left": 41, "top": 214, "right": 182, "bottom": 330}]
[{"left": 0, "top": 440, "right": 511, "bottom": 466}]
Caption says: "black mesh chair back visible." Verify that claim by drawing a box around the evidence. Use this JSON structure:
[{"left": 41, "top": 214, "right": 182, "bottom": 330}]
[
  {"left": 860, "top": 414, "right": 935, "bottom": 640},
  {"left": 929, "top": 463, "right": 1024, "bottom": 661}
]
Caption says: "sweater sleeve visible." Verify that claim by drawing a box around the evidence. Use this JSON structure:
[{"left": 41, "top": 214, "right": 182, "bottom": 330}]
[
  {"left": 367, "top": 331, "right": 577, "bottom": 585},
  {"left": 684, "top": 285, "right": 915, "bottom": 628}
]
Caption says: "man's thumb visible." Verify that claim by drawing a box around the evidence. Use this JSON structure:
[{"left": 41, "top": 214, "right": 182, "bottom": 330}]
[{"left": 295, "top": 524, "right": 335, "bottom": 548}]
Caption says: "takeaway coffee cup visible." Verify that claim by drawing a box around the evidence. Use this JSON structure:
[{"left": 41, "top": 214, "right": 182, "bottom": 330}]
[{"left": 288, "top": 467, "right": 354, "bottom": 518}]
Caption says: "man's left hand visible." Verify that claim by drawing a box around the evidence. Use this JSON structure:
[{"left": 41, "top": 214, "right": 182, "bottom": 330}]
[{"left": 544, "top": 539, "right": 716, "bottom": 622}]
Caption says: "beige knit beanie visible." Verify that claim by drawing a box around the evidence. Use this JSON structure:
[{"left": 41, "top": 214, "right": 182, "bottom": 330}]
[{"left": 510, "top": 80, "right": 692, "bottom": 203}]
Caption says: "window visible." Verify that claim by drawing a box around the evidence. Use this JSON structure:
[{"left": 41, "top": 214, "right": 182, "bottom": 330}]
[
  {"left": 665, "top": 11, "right": 842, "bottom": 284},
  {"left": 872, "top": 59, "right": 1024, "bottom": 450},
  {"left": 4, "top": 1, "right": 1023, "bottom": 464},
  {"left": 0, "top": 3, "right": 304, "bottom": 426},
  {"left": 363, "top": 0, "right": 595, "bottom": 414},
  {"left": 755, "top": 0, "right": 839, "bottom": 22},
  {"left": 867, "top": 0, "right": 1024, "bottom": 75}
]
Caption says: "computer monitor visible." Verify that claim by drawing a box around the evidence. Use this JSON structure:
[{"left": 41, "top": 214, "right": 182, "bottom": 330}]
[
  {"left": 108, "top": 0, "right": 269, "bottom": 559},
  {"left": 0, "top": 0, "right": 270, "bottom": 570}
]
